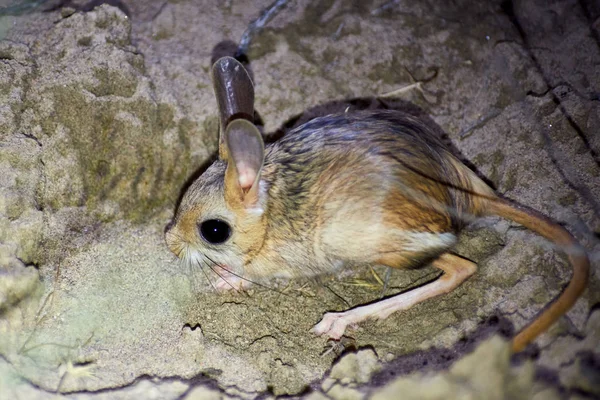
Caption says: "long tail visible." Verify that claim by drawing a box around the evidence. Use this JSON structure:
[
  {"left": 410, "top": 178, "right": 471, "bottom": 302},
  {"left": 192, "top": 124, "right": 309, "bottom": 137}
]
[{"left": 484, "top": 198, "right": 589, "bottom": 352}]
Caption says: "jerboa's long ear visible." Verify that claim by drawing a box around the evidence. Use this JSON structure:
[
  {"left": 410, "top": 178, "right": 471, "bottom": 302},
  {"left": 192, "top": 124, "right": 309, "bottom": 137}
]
[
  {"left": 211, "top": 57, "right": 255, "bottom": 160},
  {"left": 223, "top": 119, "right": 264, "bottom": 207}
]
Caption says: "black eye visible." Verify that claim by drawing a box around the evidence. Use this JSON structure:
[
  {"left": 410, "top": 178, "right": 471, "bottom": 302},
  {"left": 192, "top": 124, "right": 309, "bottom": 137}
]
[{"left": 199, "top": 219, "right": 231, "bottom": 244}]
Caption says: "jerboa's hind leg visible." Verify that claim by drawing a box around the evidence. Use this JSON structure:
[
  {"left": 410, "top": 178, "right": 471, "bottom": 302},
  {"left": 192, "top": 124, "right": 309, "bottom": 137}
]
[{"left": 312, "top": 253, "right": 477, "bottom": 339}]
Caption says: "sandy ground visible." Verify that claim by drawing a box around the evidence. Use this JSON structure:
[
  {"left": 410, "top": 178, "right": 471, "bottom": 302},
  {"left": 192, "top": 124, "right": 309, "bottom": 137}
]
[{"left": 0, "top": 0, "right": 599, "bottom": 398}]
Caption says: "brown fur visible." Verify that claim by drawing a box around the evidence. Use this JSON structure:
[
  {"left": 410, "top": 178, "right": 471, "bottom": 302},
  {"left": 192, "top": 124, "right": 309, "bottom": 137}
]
[{"left": 166, "top": 59, "right": 588, "bottom": 352}]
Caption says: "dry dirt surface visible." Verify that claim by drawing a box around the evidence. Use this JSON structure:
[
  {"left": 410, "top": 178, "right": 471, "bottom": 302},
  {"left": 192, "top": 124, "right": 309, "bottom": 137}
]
[{"left": 0, "top": 0, "right": 598, "bottom": 399}]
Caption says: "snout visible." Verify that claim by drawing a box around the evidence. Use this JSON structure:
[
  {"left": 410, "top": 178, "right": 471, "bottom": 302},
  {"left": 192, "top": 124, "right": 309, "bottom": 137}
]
[{"left": 164, "top": 224, "right": 184, "bottom": 258}]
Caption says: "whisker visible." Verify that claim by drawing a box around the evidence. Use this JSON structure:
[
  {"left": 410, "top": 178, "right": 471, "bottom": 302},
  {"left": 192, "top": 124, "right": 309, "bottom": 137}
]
[
  {"left": 180, "top": 247, "right": 191, "bottom": 275},
  {"left": 200, "top": 254, "right": 242, "bottom": 292},
  {"left": 195, "top": 257, "right": 216, "bottom": 292},
  {"left": 182, "top": 249, "right": 202, "bottom": 289},
  {"left": 180, "top": 247, "right": 213, "bottom": 292},
  {"left": 324, "top": 284, "right": 351, "bottom": 307},
  {"left": 166, "top": 231, "right": 189, "bottom": 259},
  {"left": 203, "top": 254, "right": 290, "bottom": 297}
]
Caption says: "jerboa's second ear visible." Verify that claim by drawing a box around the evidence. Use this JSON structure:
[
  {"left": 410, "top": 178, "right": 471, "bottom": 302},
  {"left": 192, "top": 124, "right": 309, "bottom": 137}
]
[
  {"left": 211, "top": 57, "right": 255, "bottom": 161},
  {"left": 223, "top": 119, "right": 265, "bottom": 207}
]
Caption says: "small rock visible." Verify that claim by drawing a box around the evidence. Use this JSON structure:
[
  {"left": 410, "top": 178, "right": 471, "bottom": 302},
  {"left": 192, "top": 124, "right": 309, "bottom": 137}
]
[
  {"left": 184, "top": 385, "right": 226, "bottom": 400},
  {"left": 0, "top": 248, "right": 40, "bottom": 311},
  {"left": 372, "top": 336, "right": 536, "bottom": 400},
  {"left": 329, "top": 349, "right": 380, "bottom": 384},
  {"left": 304, "top": 391, "right": 331, "bottom": 400},
  {"left": 326, "top": 383, "right": 365, "bottom": 400}
]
